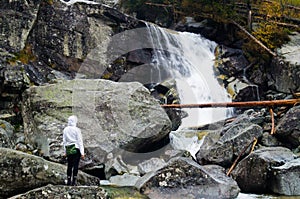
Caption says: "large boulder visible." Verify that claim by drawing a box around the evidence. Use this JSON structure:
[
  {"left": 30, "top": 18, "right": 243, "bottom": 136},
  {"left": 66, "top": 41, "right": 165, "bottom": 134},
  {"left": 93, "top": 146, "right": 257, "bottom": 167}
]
[
  {"left": 136, "top": 157, "right": 240, "bottom": 199},
  {"left": 270, "top": 158, "right": 300, "bottom": 196},
  {"left": 231, "top": 147, "right": 296, "bottom": 194},
  {"left": 22, "top": 79, "right": 171, "bottom": 166},
  {"left": 275, "top": 105, "right": 300, "bottom": 148},
  {"left": 0, "top": 148, "right": 99, "bottom": 198},
  {"left": 270, "top": 57, "right": 300, "bottom": 93},
  {"left": 214, "top": 45, "right": 250, "bottom": 76},
  {"left": 196, "top": 111, "right": 264, "bottom": 167}
]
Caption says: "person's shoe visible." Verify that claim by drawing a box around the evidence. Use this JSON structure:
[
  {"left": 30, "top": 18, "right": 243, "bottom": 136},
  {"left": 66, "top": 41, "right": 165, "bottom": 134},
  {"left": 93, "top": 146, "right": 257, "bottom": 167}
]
[
  {"left": 67, "top": 176, "right": 72, "bottom": 186},
  {"left": 72, "top": 176, "right": 77, "bottom": 186}
]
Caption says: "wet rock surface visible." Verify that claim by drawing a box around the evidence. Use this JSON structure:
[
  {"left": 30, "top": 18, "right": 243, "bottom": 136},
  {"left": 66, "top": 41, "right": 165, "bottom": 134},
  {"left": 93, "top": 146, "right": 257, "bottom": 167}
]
[{"left": 137, "top": 157, "right": 240, "bottom": 199}]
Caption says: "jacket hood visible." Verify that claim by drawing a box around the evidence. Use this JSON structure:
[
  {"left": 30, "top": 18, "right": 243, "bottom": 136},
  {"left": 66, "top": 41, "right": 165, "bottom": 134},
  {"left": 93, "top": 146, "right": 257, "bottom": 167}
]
[{"left": 68, "top": 115, "right": 78, "bottom": 127}]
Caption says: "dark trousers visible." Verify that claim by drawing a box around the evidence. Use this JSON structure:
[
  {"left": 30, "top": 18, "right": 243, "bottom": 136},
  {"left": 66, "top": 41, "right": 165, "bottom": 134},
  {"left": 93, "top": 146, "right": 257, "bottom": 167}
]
[{"left": 67, "top": 148, "right": 81, "bottom": 178}]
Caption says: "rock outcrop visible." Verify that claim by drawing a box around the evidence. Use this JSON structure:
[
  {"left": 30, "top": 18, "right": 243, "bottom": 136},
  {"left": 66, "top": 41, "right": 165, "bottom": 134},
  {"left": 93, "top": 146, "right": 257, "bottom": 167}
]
[
  {"left": 0, "top": 0, "right": 144, "bottom": 73},
  {"left": 0, "top": 0, "right": 40, "bottom": 54},
  {"left": 196, "top": 110, "right": 264, "bottom": 167},
  {"left": 0, "top": 0, "right": 146, "bottom": 117},
  {"left": 137, "top": 157, "right": 240, "bottom": 199},
  {"left": 0, "top": 148, "right": 99, "bottom": 198}
]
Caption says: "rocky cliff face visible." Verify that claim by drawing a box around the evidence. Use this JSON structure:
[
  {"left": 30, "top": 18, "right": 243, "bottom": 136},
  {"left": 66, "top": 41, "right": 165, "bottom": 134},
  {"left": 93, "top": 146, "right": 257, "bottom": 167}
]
[
  {"left": 0, "top": 0, "right": 40, "bottom": 55},
  {"left": 28, "top": 0, "right": 113, "bottom": 72},
  {"left": 0, "top": 0, "right": 142, "bottom": 65},
  {"left": 0, "top": 0, "right": 145, "bottom": 119}
]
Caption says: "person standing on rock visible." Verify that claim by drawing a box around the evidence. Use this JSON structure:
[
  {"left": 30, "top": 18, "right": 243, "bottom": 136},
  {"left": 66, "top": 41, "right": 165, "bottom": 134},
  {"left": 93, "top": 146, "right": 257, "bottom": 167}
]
[{"left": 63, "top": 115, "right": 85, "bottom": 186}]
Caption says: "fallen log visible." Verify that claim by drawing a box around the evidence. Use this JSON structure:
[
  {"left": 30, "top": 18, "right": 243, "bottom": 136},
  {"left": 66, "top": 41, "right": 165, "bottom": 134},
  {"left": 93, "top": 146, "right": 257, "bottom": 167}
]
[
  {"left": 145, "top": 2, "right": 173, "bottom": 7},
  {"left": 161, "top": 99, "right": 300, "bottom": 109}
]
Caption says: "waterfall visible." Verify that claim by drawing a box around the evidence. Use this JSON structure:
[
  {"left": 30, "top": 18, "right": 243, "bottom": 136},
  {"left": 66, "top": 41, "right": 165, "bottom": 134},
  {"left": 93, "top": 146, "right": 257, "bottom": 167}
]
[
  {"left": 144, "top": 24, "right": 232, "bottom": 127},
  {"left": 80, "top": 22, "right": 233, "bottom": 128}
]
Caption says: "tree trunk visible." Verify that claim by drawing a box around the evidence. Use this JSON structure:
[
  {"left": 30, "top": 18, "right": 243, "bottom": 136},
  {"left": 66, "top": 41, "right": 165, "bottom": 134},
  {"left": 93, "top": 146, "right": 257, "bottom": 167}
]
[{"left": 231, "top": 20, "right": 277, "bottom": 57}]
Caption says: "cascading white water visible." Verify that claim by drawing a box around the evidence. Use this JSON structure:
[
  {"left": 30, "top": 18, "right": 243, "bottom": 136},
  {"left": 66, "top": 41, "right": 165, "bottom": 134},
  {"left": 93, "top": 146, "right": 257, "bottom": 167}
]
[{"left": 145, "top": 24, "right": 232, "bottom": 127}]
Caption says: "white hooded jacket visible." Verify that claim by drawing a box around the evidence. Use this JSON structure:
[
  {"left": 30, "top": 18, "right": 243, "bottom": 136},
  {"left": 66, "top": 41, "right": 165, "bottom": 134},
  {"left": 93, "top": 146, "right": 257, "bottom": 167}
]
[{"left": 63, "top": 115, "right": 84, "bottom": 156}]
